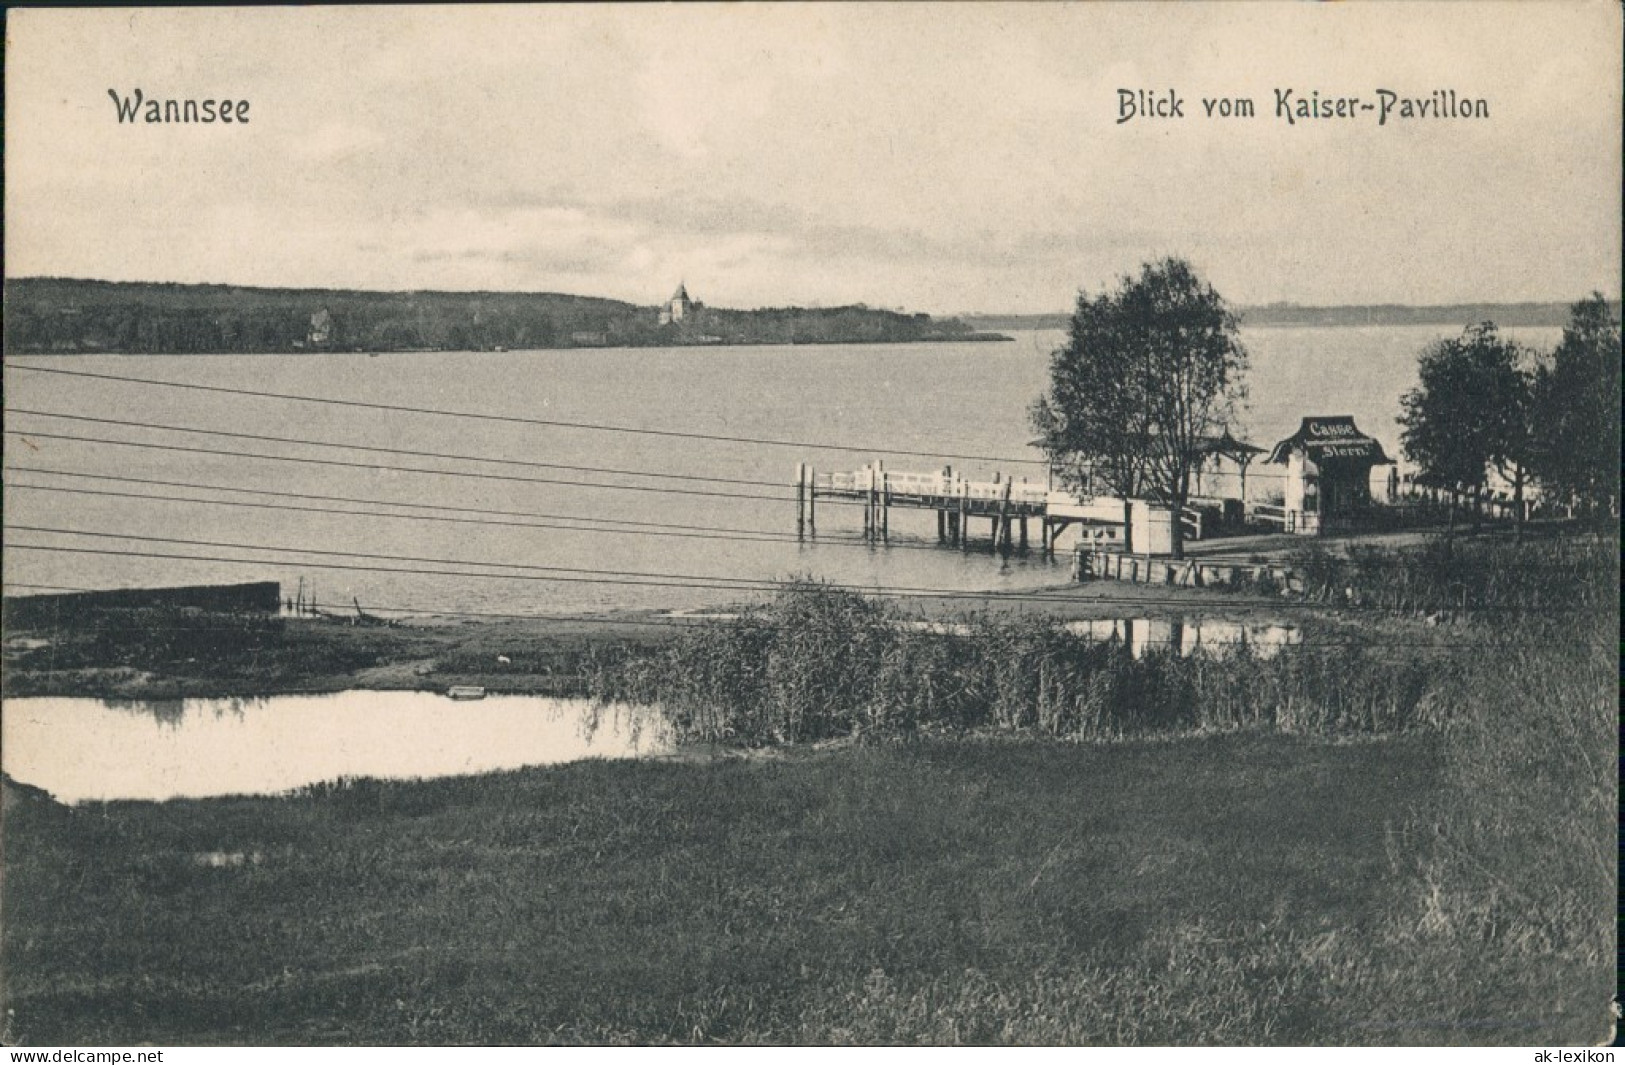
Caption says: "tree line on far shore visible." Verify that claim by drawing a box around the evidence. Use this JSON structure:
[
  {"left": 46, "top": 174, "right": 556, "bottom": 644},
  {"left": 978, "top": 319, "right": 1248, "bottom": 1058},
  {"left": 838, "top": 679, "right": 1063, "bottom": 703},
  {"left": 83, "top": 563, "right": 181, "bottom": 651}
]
[{"left": 1, "top": 278, "right": 993, "bottom": 354}]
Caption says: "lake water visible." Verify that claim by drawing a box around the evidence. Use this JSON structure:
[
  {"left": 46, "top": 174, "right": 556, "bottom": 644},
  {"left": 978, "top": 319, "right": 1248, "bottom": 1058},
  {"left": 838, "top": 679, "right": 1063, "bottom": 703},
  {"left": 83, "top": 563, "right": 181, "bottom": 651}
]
[
  {"left": 3, "top": 325, "right": 1561, "bottom": 618},
  {"left": 1, "top": 693, "right": 669, "bottom": 804}
]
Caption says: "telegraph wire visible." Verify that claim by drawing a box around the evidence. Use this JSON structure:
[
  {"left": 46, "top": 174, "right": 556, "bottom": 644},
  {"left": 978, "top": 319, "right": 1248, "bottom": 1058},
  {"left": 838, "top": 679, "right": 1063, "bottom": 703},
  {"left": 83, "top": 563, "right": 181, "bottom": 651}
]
[
  {"left": 5, "top": 525, "right": 1091, "bottom": 597},
  {"left": 7, "top": 466, "right": 1604, "bottom": 572},
  {"left": 0, "top": 580, "right": 688, "bottom": 634},
  {"left": 3, "top": 402, "right": 1289, "bottom": 510},
  {"left": 5, "top": 527, "right": 1585, "bottom": 612},
  {"left": 5, "top": 362, "right": 1050, "bottom": 466},
  {"left": 7, "top": 542, "right": 811, "bottom": 596},
  {"left": 5, "top": 402, "right": 1292, "bottom": 486},
  {"left": 5, "top": 465, "right": 790, "bottom": 536},
  {"left": 0, "top": 581, "right": 1576, "bottom": 649},
  {"left": 5, "top": 407, "right": 789, "bottom": 490},
  {"left": 5, "top": 474, "right": 801, "bottom": 543},
  {"left": 3, "top": 476, "right": 987, "bottom": 553},
  {"left": 2, "top": 427, "right": 811, "bottom": 505}
]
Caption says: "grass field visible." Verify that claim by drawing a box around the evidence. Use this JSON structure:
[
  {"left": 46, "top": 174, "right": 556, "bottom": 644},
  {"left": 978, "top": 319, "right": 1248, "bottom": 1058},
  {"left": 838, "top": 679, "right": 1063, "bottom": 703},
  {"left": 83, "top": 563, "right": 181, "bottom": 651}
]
[{"left": 5, "top": 734, "right": 1450, "bottom": 1045}]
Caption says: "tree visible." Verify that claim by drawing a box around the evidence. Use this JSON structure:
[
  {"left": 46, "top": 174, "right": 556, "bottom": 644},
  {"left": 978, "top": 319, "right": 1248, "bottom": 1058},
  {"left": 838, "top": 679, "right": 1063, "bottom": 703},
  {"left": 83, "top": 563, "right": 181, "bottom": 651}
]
[
  {"left": 1030, "top": 258, "right": 1248, "bottom": 558},
  {"left": 1398, "top": 322, "right": 1534, "bottom": 536},
  {"left": 1530, "top": 294, "right": 1621, "bottom": 517}
]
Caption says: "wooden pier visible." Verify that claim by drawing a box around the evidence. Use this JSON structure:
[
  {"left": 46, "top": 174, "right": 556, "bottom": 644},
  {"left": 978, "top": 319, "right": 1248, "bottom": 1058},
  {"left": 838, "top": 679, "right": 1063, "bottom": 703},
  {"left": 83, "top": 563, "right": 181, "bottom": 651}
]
[{"left": 794, "top": 463, "right": 1137, "bottom": 556}]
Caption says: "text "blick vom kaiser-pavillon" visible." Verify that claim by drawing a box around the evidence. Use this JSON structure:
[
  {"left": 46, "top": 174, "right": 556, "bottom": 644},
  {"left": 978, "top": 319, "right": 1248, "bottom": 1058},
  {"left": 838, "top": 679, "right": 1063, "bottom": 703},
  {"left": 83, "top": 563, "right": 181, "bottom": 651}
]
[{"left": 1117, "top": 88, "right": 1489, "bottom": 125}]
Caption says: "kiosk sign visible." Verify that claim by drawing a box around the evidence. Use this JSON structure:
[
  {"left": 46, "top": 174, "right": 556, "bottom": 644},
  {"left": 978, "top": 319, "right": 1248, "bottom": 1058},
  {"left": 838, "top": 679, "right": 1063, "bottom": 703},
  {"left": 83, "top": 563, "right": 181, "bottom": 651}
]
[
  {"left": 1316, "top": 441, "right": 1379, "bottom": 459},
  {"left": 1305, "top": 418, "right": 1360, "bottom": 439}
]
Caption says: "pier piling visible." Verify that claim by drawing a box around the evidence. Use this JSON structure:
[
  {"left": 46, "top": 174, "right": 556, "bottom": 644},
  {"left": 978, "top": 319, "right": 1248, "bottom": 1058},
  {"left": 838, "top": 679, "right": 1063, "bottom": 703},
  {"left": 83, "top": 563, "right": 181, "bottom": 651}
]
[
  {"left": 795, "top": 463, "right": 806, "bottom": 542},
  {"left": 878, "top": 460, "right": 889, "bottom": 544},
  {"left": 995, "top": 478, "right": 1013, "bottom": 556},
  {"left": 959, "top": 481, "right": 971, "bottom": 552}
]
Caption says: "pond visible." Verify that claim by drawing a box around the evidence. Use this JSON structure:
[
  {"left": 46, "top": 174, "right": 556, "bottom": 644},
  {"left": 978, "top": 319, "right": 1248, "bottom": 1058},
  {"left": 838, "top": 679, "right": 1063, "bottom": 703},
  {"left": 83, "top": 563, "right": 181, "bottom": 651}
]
[{"left": 1, "top": 692, "right": 670, "bottom": 805}]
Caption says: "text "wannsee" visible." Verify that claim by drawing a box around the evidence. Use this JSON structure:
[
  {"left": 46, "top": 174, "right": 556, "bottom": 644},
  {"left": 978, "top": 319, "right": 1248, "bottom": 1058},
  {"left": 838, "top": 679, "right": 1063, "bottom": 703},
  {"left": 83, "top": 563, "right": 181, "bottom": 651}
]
[
  {"left": 1117, "top": 88, "right": 1488, "bottom": 126},
  {"left": 109, "top": 88, "right": 250, "bottom": 124}
]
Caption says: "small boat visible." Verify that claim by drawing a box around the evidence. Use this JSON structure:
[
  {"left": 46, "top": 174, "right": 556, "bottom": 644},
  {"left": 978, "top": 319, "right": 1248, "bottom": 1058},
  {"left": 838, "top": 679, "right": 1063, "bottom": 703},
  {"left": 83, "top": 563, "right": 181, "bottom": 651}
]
[{"left": 446, "top": 685, "right": 487, "bottom": 701}]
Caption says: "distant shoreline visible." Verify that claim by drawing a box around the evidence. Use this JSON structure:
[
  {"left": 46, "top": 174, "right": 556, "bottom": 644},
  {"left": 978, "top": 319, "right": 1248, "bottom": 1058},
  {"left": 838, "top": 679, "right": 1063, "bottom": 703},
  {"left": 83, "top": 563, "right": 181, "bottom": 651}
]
[
  {"left": 0, "top": 334, "right": 1016, "bottom": 357},
  {"left": 3, "top": 277, "right": 1008, "bottom": 356},
  {"left": 10, "top": 274, "right": 1607, "bottom": 355},
  {"left": 964, "top": 299, "right": 1618, "bottom": 333}
]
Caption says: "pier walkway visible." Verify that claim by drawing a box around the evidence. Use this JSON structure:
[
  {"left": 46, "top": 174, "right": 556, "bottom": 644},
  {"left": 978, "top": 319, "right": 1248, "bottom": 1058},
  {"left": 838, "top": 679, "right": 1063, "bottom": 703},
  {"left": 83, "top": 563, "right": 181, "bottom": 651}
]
[{"left": 793, "top": 462, "right": 1199, "bottom": 556}]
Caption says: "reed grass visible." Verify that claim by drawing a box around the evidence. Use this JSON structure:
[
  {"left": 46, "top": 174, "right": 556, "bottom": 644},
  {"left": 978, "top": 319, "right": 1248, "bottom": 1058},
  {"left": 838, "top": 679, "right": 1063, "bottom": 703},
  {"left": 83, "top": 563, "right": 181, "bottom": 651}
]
[
  {"left": 588, "top": 579, "right": 1437, "bottom": 745},
  {"left": 1345, "top": 609, "right": 1617, "bottom": 1039},
  {"left": 1289, "top": 530, "right": 1616, "bottom": 614}
]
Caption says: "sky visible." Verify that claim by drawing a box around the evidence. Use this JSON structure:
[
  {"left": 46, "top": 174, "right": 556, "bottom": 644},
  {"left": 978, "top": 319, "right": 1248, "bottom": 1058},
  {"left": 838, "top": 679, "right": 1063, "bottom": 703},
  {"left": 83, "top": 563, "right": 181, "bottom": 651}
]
[{"left": 5, "top": 3, "right": 1621, "bottom": 314}]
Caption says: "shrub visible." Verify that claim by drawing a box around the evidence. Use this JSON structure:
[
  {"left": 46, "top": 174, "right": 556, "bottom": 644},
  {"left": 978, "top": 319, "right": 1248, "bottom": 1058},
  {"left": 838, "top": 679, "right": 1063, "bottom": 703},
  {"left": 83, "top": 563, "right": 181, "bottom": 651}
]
[{"left": 1289, "top": 533, "right": 1616, "bottom": 614}]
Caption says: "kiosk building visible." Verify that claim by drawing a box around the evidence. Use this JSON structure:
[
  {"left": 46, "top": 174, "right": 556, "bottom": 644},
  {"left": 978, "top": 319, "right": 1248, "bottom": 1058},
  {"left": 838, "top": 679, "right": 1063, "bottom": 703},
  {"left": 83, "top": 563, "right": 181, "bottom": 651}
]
[{"left": 1267, "top": 416, "right": 1394, "bottom": 534}]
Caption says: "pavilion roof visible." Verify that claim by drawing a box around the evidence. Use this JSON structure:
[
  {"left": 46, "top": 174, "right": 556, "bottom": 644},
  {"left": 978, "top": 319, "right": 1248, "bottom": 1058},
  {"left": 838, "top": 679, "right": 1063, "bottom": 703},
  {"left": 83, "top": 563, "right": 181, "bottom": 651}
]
[
  {"left": 1194, "top": 431, "right": 1264, "bottom": 461},
  {"left": 1267, "top": 416, "right": 1393, "bottom": 465}
]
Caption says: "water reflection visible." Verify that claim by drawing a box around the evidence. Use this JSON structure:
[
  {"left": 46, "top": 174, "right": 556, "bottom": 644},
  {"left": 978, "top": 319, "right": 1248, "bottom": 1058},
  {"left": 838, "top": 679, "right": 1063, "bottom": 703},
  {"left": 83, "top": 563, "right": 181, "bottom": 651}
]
[
  {"left": 894, "top": 616, "right": 1300, "bottom": 657},
  {"left": 104, "top": 697, "right": 189, "bottom": 727},
  {"left": 103, "top": 695, "right": 271, "bottom": 727},
  {"left": 1061, "top": 618, "right": 1301, "bottom": 658},
  {"left": 2, "top": 692, "right": 669, "bottom": 805}
]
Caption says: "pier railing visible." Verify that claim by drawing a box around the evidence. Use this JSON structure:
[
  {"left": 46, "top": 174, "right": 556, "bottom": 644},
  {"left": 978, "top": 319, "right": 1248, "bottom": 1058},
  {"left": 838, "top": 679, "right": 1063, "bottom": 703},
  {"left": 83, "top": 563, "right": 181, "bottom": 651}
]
[
  {"left": 1181, "top": 505, "right": 1203, "bottom": 542},
  {"left": 813, "top": 468, "right": 1048, "bottom": 506},
  {"left": 1252, "top": 503, "right": 1292, "bottom": 531},
  {"left": 800, "top": 463, "right": 1050, "bottom": 552}
]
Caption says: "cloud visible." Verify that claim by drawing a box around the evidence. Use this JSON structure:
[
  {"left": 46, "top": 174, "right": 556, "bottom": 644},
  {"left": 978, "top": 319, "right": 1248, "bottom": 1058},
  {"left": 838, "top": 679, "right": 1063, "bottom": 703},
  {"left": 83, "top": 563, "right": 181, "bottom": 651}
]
[{"left": 4, "top": 5, "right": 1618, "bottom": 312}]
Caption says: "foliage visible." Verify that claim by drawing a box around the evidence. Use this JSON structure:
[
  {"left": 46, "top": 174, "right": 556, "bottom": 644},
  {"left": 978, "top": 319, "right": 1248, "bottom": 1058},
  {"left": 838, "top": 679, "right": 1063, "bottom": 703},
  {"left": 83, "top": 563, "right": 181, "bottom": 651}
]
[
  {"left": 1030, "top": 258, "right": 1248, "bottom": 556},
  {"left": 673, "top": 303, "right": 989, "bottom": 346},
  {"left": 1236, "top": 300, "right": 1618, "bottom": 329},
  {"left": 1288, "top": 532, "right": 1617, "bottom": 614},
  {"left": 1528, "top": 293, "right": 1622, "bottom": 513},
  {"left": 1398, "top": 323, "right": 1534, "bottom": 499}
]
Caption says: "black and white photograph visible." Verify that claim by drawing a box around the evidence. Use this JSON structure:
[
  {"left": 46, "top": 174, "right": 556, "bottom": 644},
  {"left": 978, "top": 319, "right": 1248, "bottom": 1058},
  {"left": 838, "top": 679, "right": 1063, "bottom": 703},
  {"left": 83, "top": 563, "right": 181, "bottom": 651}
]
[{"left": 2, "top": 2, "right": 1619, "bottom": 1049}]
